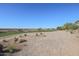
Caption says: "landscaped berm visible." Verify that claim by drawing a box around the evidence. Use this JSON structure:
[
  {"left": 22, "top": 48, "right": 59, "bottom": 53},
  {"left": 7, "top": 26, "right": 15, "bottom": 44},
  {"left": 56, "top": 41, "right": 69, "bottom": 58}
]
[{"left": 0, "top": 21, "right": 79, "bottom": 56}]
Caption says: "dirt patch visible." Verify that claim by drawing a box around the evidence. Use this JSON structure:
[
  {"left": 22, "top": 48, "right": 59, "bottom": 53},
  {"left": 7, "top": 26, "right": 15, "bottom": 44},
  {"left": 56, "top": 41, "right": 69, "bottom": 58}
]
[{"left": 0, "top": 31, "right": 79, "bottom": 56}]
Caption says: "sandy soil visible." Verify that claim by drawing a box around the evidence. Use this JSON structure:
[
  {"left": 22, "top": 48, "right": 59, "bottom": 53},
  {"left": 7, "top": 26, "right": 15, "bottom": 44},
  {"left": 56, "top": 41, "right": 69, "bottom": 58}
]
[{"left": 1, "top": 31, "right": 79, "bottom": 56}]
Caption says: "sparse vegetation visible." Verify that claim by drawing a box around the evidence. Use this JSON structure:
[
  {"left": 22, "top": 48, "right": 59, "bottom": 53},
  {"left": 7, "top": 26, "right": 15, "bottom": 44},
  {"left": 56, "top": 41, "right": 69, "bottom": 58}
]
[
  {"left": 24, "top": 34, "right": 27, "bottom": 37},
  {"left": 56, "top": 21, "right": 79, "bottom": 31},
  {"left": 3, "top": 44, "right": 19, "bottom": 53},
  {"left": 69, "top": 30, "right": 74, "bottom": 34},
  {"left": 3, "top": 40, "right": 8, "bottom": 42},
  {"left": 0, "top": 20, "right": 79, "bottom": 56},
  {"left": 63, "top": 23, "right": 79, "bottom": 30},
  {"left": 57, "top": 26, "right": 63, "bottom": 30},
  {"left": 40, "top": 32, "right": 43, "bottom": 35},
  {"left": 14, "top": 37, "right": 19, "bottom": 43},
  {"left": 19, "top": 35, "right": 23, "bottom": 38},
  {"left": 0, "top": 44, "right": 4, "bottom": 52},
  {"left": 0, "top": 34, "right": 28, "bottom": 56},
  {"left": 19, "top": 39, "right": 27, "bottom": 43},
  {"left": 0, "top": 41, "right": 21, "bottom": 55},
  {"left": 36, "top": 33, "right": 39, "bottom": 36}
]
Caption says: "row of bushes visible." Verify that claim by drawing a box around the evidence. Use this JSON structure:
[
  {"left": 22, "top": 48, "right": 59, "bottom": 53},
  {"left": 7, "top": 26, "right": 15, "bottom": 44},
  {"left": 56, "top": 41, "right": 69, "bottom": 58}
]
[
  {"left": 37, "top": 28, "right": 56, "bottom": 32},
  {"left": 57, "top": 23, "right": 79, "bottom": 30}
]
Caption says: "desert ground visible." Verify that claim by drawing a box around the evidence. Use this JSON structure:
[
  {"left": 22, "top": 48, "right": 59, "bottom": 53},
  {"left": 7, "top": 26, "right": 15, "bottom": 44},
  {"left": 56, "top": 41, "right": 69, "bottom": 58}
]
[{"left": 0, "top": 30, "right": 79, "bottom": 56}]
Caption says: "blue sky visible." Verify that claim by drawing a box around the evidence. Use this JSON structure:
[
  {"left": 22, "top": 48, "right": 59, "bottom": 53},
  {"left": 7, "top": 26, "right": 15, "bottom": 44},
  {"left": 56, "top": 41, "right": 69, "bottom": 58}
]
[{"left": 0, "top": 3, "right": 79, "bottom": 28}]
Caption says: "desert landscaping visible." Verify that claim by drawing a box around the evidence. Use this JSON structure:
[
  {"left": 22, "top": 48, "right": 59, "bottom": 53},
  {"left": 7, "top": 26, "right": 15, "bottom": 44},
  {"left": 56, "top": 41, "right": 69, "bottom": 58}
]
[
  {"left": 0, "top": 25, "right": 79, "bottom": 56},
  {"left": 0, "top": 20, "right": 79, "bottom": 56},
  {"left": 1, "top": 3, "right": 79, "bottom": 56}
]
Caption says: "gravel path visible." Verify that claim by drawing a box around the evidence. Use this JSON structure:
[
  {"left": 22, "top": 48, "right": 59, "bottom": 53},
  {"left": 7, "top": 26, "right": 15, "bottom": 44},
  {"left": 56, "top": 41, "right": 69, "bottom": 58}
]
[{"left": 2, "top": 31, "right": 79, "bottom": 56}]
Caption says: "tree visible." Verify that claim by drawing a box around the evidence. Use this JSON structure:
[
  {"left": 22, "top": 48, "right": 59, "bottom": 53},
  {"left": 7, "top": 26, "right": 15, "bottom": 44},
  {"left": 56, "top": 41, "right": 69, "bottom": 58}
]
[
  {"left": 18, "top": 29, "right": 24, "bottom": 32},
  {"left": 37, "top": 28, "right": 43, "bottom": 32},
  {"left": 63, "top": 23, "right": 79, "bottom": 30},
  {"left": 57, "top": 26, "right": 63, "bottom": 30}
]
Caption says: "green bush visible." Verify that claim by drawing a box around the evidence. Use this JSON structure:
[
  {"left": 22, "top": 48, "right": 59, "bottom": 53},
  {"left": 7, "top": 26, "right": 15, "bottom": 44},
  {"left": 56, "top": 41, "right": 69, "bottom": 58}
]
[
  {"left": 2, "top": 43, "right": 22, "bottom": 54},
  {"left": 3, "top": 44, "right": 17, "bottom": 53},
  {"left": 56, "top": 22, "right": 79, "bottom": 30},
  {"left": 63, "top": 23, "right": 79, "bottom": 30},
  {"left": 57, "top": 26, "right": 63, "bottom": 30}
]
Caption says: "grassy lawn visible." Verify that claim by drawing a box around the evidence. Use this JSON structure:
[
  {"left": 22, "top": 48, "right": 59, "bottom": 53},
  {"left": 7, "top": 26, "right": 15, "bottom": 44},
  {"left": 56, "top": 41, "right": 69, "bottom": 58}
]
[
  {"left": 0, "top": 32, "right": 23, "bottom": 37},
  {"left": 0, "top": 29, "right": 56, "bottom": 37}
]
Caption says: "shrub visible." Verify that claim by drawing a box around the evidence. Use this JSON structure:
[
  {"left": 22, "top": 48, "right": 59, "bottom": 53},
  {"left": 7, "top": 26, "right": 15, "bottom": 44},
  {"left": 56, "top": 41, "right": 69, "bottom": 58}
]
[
  {"left": 3, "top": 40, "right": 8, "bottom": 42},
  {"left": 0, "top": 44, "right": 5, "bottom": 56},
  {"left": 0, "top": 44, "right": 4, "bottom": 53},
  {"left": 56, "top": 22, "right": 79, "bottom": 30},
  {"left": 69, "top": 30, "right": 74, "bottom": 34},
  {"left": 3, "top": 44, "right": 21, "bottom": 53},
  {"left": 36, "top": 33, "right": 39, "bottom": 36},
  {"left": 24, "top": 34, "right": 27, "bottom": 37},
  {"left": 19, "top": 39, "right": 27, "bottom": 43},
  {"left": 18, "top": 29, "right": 24, "bottom": 32},
  {"left": 57, "top": 26, "right": 63, "bottom": 30},
  {"left": 19, "top": 35, "right": 22, "bottom": 38},
  {"left": 63, "top": 23, "right": 79, "bottom": 30},
  {"left": 40, "top": 32, "right": 43, "bottom": 35},
  {"left": 14, "top": 37, "right": 19, "bottom": 43}
]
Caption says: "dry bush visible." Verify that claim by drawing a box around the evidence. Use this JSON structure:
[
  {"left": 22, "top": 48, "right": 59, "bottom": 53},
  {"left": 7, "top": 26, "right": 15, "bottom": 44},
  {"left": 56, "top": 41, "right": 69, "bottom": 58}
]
[
  {"left": 14, "top": 37, "right": 19, "bottom": 43},
  {"left": 0, "top": 44, "right": 4, "bottom": 53},
  {"left": 40, "top": 32, "right": 43, "bottom": 35},
  {"left": 3, "top": 40, "right": 8, "bottom": 42},
  {"left": 68, "top": 30, "right": 74, "bottom": 34},
  {"left": 36, "top": 33, "right": 39, "bottom": 36},
  {"left": 19, "top": 35, "right": 22, "bottom": 38},
  {"left": 19, "top": 39, "right": 27, "bottom": 43},
  {"left": 3, "top": 43, "right": 21, "bottom": 53},
  {"left": 70, "top": 31, "right": 73, "bottom": 34},
  {"left": 0, "top": 36, "right": 27, "bottom": 55},
  {"left": 24, "top": 34, "right": 27, "bottom": 37}
]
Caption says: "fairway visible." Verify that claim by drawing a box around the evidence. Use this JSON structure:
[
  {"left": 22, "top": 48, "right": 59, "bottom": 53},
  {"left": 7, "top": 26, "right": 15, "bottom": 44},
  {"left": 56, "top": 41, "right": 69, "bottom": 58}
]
[{"left": 0, "top": 32, "right": 23, "bottom": 37}]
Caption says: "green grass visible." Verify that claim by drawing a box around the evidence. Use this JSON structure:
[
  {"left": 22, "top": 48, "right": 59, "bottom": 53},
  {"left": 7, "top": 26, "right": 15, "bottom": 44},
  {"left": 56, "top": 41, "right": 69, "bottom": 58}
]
[
  {"left": 0, "top": 28, "right": 56, "bottom": 37},
  {"left": 0, "top": 32, "right": 23, "bottom": 37}
]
